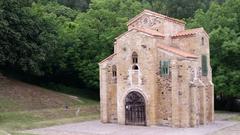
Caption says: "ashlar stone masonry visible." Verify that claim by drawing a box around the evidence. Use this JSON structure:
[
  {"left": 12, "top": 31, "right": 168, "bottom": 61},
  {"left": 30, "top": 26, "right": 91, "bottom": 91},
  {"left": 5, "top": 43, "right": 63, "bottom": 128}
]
[{"left": 99, "top": 10, "right": 214, "bottom": 128}]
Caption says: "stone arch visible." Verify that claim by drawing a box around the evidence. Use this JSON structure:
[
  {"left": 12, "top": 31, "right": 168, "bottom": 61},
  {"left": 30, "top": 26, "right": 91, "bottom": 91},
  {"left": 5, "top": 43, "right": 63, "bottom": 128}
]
[
  {"left": 125, "top": 91, "right": 146, "bottom": 125},
  {"left": 132, "top": 64, "right": 139, "bottom": 70},
  {"left": 119, "top": 88, "right": 149, "bottom": 126}
]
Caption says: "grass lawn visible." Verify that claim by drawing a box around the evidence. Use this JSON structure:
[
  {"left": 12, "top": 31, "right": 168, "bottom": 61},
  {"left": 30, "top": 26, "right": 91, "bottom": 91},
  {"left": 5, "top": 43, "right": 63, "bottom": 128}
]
[
  {"left": 215, "top": 111, "right": 240, "bottom": 121},
  {"left": 0, "top": 77, "right": 100, "bottom": 135},
  {"left": 231, "top": 114, "right": 240, "bottom": 121},
  {"left": 0, "top": 104, "right": 99, "bottom": 135}
]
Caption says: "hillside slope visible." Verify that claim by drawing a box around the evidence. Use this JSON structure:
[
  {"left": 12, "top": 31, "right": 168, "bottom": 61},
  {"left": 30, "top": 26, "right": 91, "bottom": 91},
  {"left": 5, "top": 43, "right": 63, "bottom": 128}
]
[
  {"left": 0, "top": 74, "right": 95, "bottom": 112},
  {"left": 0, "top": 74, "right": 99, "bottom": 133}
]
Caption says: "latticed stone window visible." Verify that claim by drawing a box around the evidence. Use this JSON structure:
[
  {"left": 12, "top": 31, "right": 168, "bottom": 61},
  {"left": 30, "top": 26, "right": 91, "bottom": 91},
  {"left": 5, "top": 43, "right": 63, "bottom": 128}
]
[
  {"left": 201, "top": 55, "right": 208, "bottom": 76},
  {"left": 132, "top": 52, "right": 138, "bottom": 64},
  {"left": 160, "top": 60, "right": 170, "bottom": 76}
]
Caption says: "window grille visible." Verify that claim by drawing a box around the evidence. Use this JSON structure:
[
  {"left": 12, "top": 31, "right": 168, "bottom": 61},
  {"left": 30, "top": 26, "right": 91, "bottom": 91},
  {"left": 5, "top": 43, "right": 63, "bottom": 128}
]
[
  {"left": 201, "top": 55, "right": 208, "bottom": 76},
  {"left": 160, "top": 60, "right": 170, "bottom": 76}
]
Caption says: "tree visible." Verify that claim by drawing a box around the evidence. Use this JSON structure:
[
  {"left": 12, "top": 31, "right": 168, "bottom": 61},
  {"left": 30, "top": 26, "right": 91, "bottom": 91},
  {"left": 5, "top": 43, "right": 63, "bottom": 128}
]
[
  {"left": 138, "top": 0, "right": 212, "bottom": 19},
  {"left": 57, "top": 0, "right": 91, "bottom": 11},
  {"left": 70, "top": 0, "right": 148, "bottom": 88},
  {"left": 0, "top": 0, "right": 58, "bottom": 76},
  {"left": 188, "top": 0, "right": 240, "bottom": 100},
  {"left": 28, "top": 0, "right": 147, "bottom": 89}
]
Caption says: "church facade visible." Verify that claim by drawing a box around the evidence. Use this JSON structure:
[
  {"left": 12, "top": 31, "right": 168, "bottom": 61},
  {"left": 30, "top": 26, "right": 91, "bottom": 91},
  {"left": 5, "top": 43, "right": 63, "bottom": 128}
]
[{"left": 99, "top": 10, "right": 214, "bottom": 128}]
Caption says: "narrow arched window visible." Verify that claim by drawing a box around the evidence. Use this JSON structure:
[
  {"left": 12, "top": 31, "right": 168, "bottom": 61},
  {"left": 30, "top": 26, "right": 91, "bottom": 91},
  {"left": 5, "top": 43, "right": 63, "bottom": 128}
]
[
  {"left": 201, "top": 55, "right": 208, "bottom": 76},
  {"left": 112, "top": 65, "right": 117, "bottom": 77},
  {"left": 132, "top": 52, "right": 138, "bottom": 64},
  {"left": 201, "top": 37, "right": 204, "bottom": 46}
]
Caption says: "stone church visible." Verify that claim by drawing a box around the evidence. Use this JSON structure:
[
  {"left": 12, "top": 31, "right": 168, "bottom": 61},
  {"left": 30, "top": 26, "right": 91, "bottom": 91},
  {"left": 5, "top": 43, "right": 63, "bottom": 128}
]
[{"left": 99, "top": 10, "right": 214, "bottom": 127}]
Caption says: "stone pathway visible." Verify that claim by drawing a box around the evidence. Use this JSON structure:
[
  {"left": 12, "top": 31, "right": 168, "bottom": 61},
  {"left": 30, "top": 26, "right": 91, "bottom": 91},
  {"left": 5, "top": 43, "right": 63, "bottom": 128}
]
[
  {"left": 23, "top": 120, "right": 239, "bottom": 135},
  {"left": 210, "top": 123, "right": 240, "bottom": 135}
]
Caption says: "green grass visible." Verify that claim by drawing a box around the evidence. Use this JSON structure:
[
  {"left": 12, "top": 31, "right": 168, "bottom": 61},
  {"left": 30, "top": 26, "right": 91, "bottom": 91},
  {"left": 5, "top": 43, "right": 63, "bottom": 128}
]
[
  {"left": 0, "top": 96, "right": 99, "bottom": 134},
  {"left": 11, "top": 133, "right": 36, "bottom": 135},
  {"left": 2, "top": 131, "right": 37, "bottom": 135},
  {"left": 0, "top": 111, "right": 42, "bottom": 131},
  {"left": 215, "top": 111, "right": 240, "bottom": 121},
  {"left": 230, "top": 114, "right": 240, "bottom": 121},
  {"left": 0, "top": 98, "right": 21, "bottom": 112},
  {"left": 0, "top": 105, "right": 99, "bottom": 134}
]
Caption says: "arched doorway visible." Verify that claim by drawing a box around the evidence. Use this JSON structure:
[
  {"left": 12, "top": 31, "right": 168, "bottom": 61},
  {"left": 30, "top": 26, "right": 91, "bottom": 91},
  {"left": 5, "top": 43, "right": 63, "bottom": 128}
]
[{"left": 125, "top": 91, "right": 146, "bottom": 126}]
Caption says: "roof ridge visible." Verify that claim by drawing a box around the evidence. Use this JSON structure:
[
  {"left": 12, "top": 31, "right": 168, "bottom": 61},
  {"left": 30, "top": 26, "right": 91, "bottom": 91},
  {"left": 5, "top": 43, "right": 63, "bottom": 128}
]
[
  {"left": 143, "top": 9, "right": 186, "bottom": 24},
  {"left": 127, "top": 9, "right": 186, "bottom": 26},
  {"left": 99, "top": 53, "right": 116, "bottom": 64},
  {"left": 172, "top": 27, "right": 208, "bottom": 38},
  {"left": 134, "top": 27, "right": 165, "bottom": 37},
  {"left": 114, "top": 27, "right": 165, "bottom": 40},
  {"left": 182, "top": 27, "right": 203, "bottom": 31}
]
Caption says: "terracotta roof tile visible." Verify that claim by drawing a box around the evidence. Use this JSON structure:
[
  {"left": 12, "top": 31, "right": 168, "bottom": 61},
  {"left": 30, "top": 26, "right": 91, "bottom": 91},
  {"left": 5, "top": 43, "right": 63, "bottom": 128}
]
[
  {"left": 99, "top": 53, "right": 116, "bottom": 64},
  {"left": 157, "top": 45, "right": 198, "bottom": 59},
  {"left": 172, "top": 27, "right": 206, "bottom": 38},
  {"left": 134, "top": 27, "right": 165, "bottom": 37}
]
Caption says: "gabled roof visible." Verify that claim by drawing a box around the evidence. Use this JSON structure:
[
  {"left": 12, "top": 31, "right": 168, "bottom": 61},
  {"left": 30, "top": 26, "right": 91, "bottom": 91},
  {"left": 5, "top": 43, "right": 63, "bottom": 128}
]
[
  {"left": 115, "top": 27, "right": 164, "bottom": 40},
  {"left": 134, "top": 27, "right": 165, "bottom": 37},
  {"left": 172, "top": 27, "right": 209, "bottom": 38},
  {"left": 99, "top": 53, "right": 116, "bottom": 64},
  {"left": 127, "top": 9, "right": 186, "bottom": 26},
  {"left": 157, "top": 45, "right": 198, "bottom": 59}
]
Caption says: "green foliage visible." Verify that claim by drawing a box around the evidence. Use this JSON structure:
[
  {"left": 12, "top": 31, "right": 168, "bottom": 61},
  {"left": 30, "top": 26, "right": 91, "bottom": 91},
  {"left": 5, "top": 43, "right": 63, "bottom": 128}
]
[
  {"left": 188, "top": 0, "right": 240, "bottom": 98},
  {"left": 0, "top": 0, "right": 58, "bottom": 76},
  {"left": 70, "top": 0, "right": 147, "bottom": 88},
  {"left": 141, "top": 0, "right": 212, "bottom": 18},
  {"left": 57, "top": 0, "right": 90, "bottom": 11},
  {"left": 0, "top": 0, "right": 147, "bottom": 90}
]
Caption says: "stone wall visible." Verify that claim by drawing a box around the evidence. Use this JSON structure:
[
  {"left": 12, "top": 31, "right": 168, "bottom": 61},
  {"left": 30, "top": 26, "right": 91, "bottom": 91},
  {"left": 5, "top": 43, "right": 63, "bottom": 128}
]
[
  {"left": 156, "top": 48, "right": 176, "bottom": 126},
  {"left": 99, "top": 62, "right": 109, "bottom": 123},
  {"left": 115, "top": 30, "right": 159, "bottom": 125},
  {"left": 156, "top": 69, "right": 172, "bottom": 125},
  {"left": 99, "top": 59, "right": 118, "bottom": 123}
]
